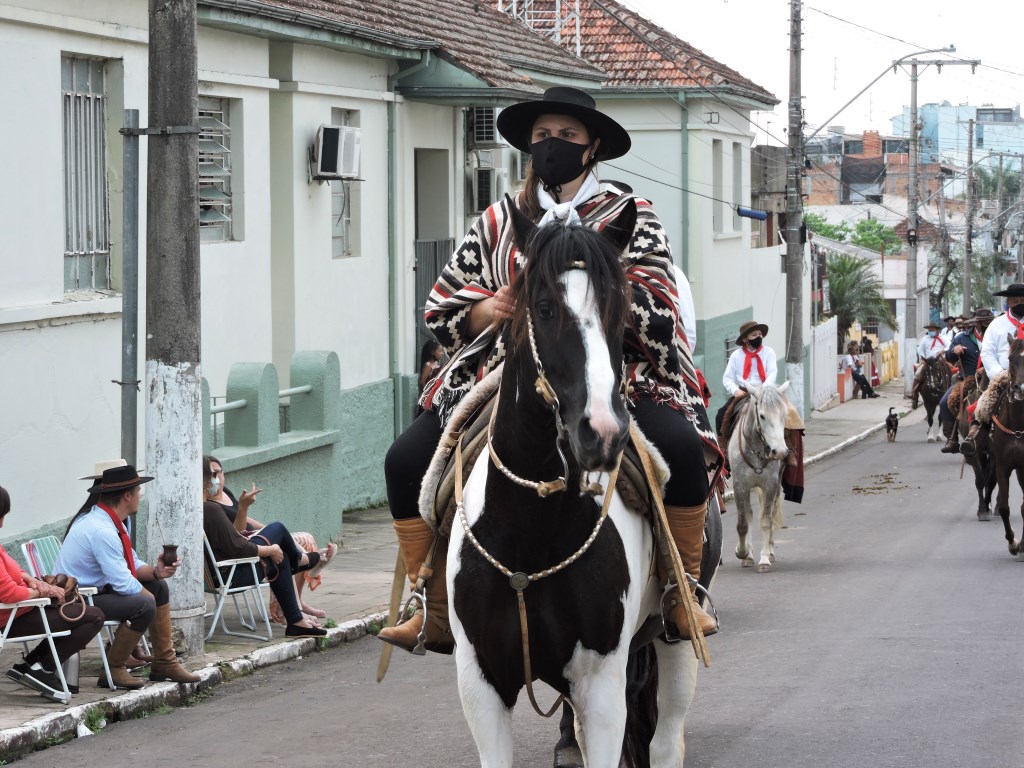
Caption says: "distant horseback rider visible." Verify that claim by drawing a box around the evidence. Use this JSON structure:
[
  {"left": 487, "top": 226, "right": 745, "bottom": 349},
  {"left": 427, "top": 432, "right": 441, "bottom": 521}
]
[
  {"left": 911, "top": 321, "right": 949, "bottom": 409},
  {"left": 963, "top": 283, "right": 1024, "bottom": 456},
  {"left": 380, "top": 87, "right": 722, "bottom": 655},
  {"left": 717, "top": 321, "right": 803, "bottom": 467},
  {"left": 938, "top": 308, "right": 993, "bottom": 454},
  {"left": 939, "top": 315, "right": 959, "bottom": 346}
]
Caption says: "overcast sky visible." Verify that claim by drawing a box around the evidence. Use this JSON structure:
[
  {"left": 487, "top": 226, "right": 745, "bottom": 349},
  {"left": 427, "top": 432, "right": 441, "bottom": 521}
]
[{"left": 620, "top": 0, "right": 1024, "bottom": 145}]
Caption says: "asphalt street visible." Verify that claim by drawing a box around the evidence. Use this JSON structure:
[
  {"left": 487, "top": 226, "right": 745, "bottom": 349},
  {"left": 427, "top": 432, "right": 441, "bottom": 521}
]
[{"left": 15, "top": 431, "right": 1024, "bottom": 768}]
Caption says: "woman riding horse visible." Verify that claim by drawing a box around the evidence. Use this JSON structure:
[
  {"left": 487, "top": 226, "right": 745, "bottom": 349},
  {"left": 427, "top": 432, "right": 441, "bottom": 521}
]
[{"left": 380, "top": 87, "right": 722, "bottom": 655}]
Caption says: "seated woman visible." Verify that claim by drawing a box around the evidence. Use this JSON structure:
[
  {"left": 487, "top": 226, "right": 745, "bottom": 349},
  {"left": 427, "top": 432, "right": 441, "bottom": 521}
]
[
  {"left": 0, "top": 485, "right": 105, "bottom": 701},
  {"left": 843, "top": 340, "right": 879, "bottom": 398},
  {"left": 201, "top": 465, "right": 326, "bottom": 637},
  {"left": 204, "top": 456, "right": 335, "bottom": 625}
]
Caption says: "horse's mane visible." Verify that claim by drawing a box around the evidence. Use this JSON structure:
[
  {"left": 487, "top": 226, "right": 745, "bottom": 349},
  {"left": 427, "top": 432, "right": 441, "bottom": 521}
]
[
  {"left": 507, "top": 222, "right": 630, "bottom": 351},
  {"left": 755, "top": 383, "right": 790, "bottom": 421}
]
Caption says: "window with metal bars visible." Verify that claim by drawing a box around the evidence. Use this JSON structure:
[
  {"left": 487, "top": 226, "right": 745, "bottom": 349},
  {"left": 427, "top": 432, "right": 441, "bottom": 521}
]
[
  {"left": 198, "top": 97, "right": 232, "bottom": 242},
  {"left": 471, "top": 107, "right": 496, "bottom": 145},
  {"left": 62, "top": 55, "right": 110, "bottom": 291}
]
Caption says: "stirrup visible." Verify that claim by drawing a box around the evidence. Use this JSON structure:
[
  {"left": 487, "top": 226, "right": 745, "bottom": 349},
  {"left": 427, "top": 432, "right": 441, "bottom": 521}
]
[
  {"left": 659, "top": 576, "right": 717, "bottom": 644},
  {"left": 400, "top": 590, "right": 428, "bottom": 656}
]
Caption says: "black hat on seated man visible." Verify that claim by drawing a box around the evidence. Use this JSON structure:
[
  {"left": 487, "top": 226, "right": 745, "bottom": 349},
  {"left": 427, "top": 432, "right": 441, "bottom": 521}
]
[
  {"left": 943, "top": 315, "right": 957, "bottom": 322},
  {"left": 970, "top": 308, "right": 995, "bottom": 324},
  {"left": 993, "top": 283, "right": 1024, "bottom": 297},
  {"left": 923, "top": 321, "right": 941, "bottom": 331},
  {"left": 87, "top": 465, "right": 154, "bottom": 495}
]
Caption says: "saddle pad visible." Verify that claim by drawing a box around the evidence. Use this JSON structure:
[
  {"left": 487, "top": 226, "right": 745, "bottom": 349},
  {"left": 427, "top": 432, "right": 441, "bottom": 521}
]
[{"left": 418, "top": 368, "right": 669, "bottom": 533}]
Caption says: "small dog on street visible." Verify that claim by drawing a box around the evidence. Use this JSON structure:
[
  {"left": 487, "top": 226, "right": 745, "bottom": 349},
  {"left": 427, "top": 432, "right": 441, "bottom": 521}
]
[{"left": 885, "top": 407, "right": 899, "bottom": 442}]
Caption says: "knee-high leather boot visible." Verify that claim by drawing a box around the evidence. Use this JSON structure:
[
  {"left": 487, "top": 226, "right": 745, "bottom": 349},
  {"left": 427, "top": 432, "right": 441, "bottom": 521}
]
[
  {"left": 98, "top": 624, "right": 147, "bottom": 690},
  {"left": 662, "top": 503, "right": 718, "bottom": 639},
  {"left": 148, "top": 603, "right": 201, "bottom": 683},
  {"left": 378, "top": 517, "right": 454, "bottom": 654}
]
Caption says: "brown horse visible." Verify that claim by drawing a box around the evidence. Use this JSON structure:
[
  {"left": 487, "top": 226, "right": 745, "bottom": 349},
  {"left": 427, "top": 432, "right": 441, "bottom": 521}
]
[
  {"left": 919, "top": 356, "right": 951, "bottom": 442},
  {"left": 988, "top": 337, "right": 1024, "bottom": 555},
  {"left": 956, "top": 372, "right": 996, "bottom": 521}
]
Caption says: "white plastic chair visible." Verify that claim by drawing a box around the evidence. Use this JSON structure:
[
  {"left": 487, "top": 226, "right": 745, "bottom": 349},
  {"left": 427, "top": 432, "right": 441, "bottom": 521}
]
[
  {"left": 203, "top": 534, "right": 272, "bottom": 641},
  {"left": 0, "top": 597, "right": 72, "bottom": 704}
]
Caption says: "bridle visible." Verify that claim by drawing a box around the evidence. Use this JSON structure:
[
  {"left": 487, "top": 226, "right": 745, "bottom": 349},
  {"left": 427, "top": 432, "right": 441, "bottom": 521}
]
[
  {"left": 485, "top": 260, "right": 628, "bottom": 499},
  {"left": 736, "top": 394, "right": 777, "bottom": 474}
]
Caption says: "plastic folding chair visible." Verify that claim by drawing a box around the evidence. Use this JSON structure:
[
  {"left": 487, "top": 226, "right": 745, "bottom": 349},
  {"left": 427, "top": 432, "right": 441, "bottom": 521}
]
[
  {"left": 0, "top": 598, "right": 73, "bottom": 705},
  {"left": 203, "top": 534, "right": 272, "bottom": 641}
]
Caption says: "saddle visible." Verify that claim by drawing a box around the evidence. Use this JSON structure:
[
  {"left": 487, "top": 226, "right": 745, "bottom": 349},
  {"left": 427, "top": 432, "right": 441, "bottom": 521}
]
[
  {"left": 418, "top": 366, "right": 669, "bottom": 537},
  {"left": 947, "top": 377, "right": 978, "bottom": 417}
]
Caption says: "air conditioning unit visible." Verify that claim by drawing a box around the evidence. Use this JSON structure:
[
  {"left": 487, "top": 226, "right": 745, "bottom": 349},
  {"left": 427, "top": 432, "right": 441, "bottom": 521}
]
[{"left": 310, "top": 125, "right": 361, "bottom": 181}]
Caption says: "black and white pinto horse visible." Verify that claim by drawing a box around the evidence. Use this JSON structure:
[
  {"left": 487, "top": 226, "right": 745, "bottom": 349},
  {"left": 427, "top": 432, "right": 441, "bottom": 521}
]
[
  {"left": 727, "top": 382, "right": 790, "bottom": 572},
  {"left": 448, "top": 200, "right": 706, "bottom": 767},
  {"left": 919, "top": 356, "right": 952, "bottom": 442}
]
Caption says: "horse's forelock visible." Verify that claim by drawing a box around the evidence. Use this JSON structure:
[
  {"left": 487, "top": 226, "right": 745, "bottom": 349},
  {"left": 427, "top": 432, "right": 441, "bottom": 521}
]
[
  {"left": 508, "top": 223, "right": 628, "bottom": 350},
  {"left": 757, "top": 384, "right": 791, "bottom": 422}
]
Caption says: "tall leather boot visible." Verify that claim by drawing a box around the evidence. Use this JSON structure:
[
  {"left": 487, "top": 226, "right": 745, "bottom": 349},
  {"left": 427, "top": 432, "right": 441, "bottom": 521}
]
[
  {"left": 940, "top": 421, "right": 960, "bottom": 453},
  {"left": 98, "top": 624, "right": 147, "bottom": 690},
  {"left": 378, "top": 517, "right": 454, "bottom": 654},
  {"left": 961, "top": 421, "right": 982, "bottom": 457},
  {"left": 148, "top": 603, "right": 201, "bottom": 683},
  {"left": 662, "top": 503, "right": 718, "bottom": 640}
]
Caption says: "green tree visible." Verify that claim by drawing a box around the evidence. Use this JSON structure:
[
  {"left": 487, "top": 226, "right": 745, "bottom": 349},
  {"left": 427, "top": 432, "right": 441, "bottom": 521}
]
[
  {"left": 804, "top": 212, "right": 851, "bottom": 242},
  {"left": 850, "top": 219, "right": 901, "bottom": 255},
  {"left": 825, "top": 252, "right": 898, "bottom": 352}
]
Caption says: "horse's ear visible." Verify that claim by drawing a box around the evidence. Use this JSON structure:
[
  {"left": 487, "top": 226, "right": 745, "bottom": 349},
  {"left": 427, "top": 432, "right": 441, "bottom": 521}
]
[
  {"left": 778, "top": 380, "right": 791, "bottom": 394},
  {"left": 601, "top": 198, "right": 637, "bottom": 254},
  {"left": 507, "top": 194, "right": 537, "bottom": 254}
]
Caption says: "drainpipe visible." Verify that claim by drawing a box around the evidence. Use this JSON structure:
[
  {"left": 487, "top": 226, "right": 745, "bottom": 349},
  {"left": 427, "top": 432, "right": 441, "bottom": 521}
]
[
  {"left": 386, "top": 51, "right": 432, "bottom": 435},
  {"left": 677, "top": 92, "right": 689, "bottom": 275}
]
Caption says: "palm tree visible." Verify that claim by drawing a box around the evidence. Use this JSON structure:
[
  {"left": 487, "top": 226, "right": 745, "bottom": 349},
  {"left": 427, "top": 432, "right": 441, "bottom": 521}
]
[{"left": 825, "top": 252, "right": 897, "bottom": 352}]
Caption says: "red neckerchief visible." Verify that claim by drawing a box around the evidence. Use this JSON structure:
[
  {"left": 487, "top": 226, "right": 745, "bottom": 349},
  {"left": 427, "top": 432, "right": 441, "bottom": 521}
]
[
  {"left": 742, "top": 347, "right": 766, "bottom": 381},
  {"left": 97, "top": 502, "right": 137, "bottom": 577},
  {"left": 1009, "top": 314, "right": 1024, "bottom": 340},
  {"left": 929, "top": 335, "right": 946, "bottom": 349}
]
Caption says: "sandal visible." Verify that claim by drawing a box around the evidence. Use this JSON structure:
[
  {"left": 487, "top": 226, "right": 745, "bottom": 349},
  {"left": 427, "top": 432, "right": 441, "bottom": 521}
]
[{"left": 308, "top": 543, "right": 336, "bottom": 580}]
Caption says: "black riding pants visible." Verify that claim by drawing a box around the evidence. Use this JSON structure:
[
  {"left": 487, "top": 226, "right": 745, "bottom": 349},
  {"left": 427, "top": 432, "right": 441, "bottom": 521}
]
[{"left": 384, "top": 397, "right": 710, "bottom": 520}]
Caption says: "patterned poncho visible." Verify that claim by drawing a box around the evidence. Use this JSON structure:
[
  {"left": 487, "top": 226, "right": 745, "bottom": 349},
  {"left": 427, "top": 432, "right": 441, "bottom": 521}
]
[{"left": 420, "top": 189, "right": 717, "bottom": 446}]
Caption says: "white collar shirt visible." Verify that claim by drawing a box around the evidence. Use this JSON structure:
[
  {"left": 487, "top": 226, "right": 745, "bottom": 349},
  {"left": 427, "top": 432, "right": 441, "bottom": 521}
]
[{"left": 722, "top": 344, "right": 777, "bottom": 396}]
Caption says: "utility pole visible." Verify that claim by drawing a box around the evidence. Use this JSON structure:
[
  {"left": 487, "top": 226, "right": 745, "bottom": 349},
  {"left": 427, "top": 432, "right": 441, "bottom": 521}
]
[
  {"left": 965, "top": 118, "right": 974, "bottom": 310},
  {"left": 785, "top": 0, "right": 805, "bottom": 418},
  {"left": 1018, "top": 159, "right": 1024, "bottom": 282},
  {"left": 901, "top": 55, "right": 979, "bottom": 397},
  {"left": 144, "top": 0, "right": 204, "bottom": 654}
]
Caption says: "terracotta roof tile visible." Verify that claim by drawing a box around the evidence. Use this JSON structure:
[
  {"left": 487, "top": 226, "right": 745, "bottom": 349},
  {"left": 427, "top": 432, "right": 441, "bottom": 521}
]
[
  {"left": 250, "top": 0, "right": 604, "bottom": 92},
  {"left": 556, "top": 0, "right": 775, "bottom": 102}
]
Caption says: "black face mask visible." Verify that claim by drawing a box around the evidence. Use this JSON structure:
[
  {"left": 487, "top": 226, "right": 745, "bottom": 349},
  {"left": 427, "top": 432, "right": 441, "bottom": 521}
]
[
  {"left": 747, "top": 336, "right": 763, "bottom": 349},
  {"left": 1012, "top": 303, "right": 1024, "bottom": 319},
  {"left": 531, "top": 137, "right": 592, "bottom": 189}
]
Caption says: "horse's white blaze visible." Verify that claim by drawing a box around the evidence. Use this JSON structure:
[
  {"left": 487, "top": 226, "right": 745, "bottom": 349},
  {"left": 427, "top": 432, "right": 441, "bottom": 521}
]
[{"left": 563, "top": 271, "right": 621, "bottom": 451}]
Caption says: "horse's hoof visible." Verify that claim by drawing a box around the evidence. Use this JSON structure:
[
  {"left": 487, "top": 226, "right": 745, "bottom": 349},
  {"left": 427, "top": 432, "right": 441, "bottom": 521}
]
[
  {"left": 742, "top": 557, "right": 755, "bottom": 568},
  {"left": 927, "top": 436, "right": 936, "bottom": 443},
  {"left": 977, "top": 511, "right": 992, "bottom": 521},
  {"left": 735, "top": 549, "right": 749, "bottom": 561},
  {"left": 757, "top": 562, "right": 772, "bottom": 573},
  {"left": 1010, "top": 541, "right": 1020, "bottom": 557},
  {"left": 553, "top": 744, "right": 584, "bottom": 768}
]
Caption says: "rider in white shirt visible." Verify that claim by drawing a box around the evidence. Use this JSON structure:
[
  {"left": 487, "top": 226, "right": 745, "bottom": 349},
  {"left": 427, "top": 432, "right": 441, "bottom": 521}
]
[
  {"left": 939, "top": 315, "right": 958, "bottom": 346},
  {"left": 912, "top": 321, "right": 948, "bottom": 409},
  {"left": 962, "top": 283, "right": 1024, "bottom": 456}
]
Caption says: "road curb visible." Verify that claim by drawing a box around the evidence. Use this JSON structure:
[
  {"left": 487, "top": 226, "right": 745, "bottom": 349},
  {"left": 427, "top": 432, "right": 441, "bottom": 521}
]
[{"left": 0, "top": 611, "right": 387, "bottom": 762}]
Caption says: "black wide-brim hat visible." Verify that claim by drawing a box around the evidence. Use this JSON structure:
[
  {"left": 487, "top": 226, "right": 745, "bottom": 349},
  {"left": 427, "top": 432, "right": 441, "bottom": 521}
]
[
  {"left": 87, "top": 464, "right": 154, "bottom": 495},
  {"left": 994, "top": 283, "right": 1024, "bottom": 297},
  {"left": 496, "top": 86, "right": 631, "bottom": 161}
]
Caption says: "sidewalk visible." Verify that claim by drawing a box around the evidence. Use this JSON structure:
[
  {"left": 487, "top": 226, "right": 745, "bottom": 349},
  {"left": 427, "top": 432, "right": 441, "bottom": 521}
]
[{"left": 0, "top": 380, "right": 923, "bottom": 761}]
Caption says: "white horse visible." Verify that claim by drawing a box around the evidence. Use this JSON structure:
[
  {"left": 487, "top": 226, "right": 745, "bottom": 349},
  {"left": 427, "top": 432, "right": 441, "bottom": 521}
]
[{"left": 728, "top": 382, "right": 791, "bottom": 573}]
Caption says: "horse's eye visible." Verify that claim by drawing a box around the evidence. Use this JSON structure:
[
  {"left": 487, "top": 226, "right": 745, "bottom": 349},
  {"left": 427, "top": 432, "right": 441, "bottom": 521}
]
[{"left": 536, "top": 302, "right": 555, "bottom": 321}]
